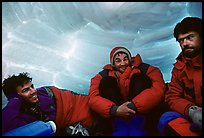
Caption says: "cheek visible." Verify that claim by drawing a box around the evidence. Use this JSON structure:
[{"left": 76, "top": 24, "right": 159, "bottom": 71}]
[
  {"left": 115, "top": 64, "right": 119, "bottom": 67},
  {"left": 19, "top": 93, "right": 29, "bottom": 99},
  {"left": 114, "top": 62, "right": 120, "bottom": 67},
  {"left": 196, "top": 40, "right": 202, "bottom": 47},
  {"left": 180, "top": 44, "right": 185, "bottom": 49},
  {"left": 125, "top": 60, "right": 129, "bottom": 65}
]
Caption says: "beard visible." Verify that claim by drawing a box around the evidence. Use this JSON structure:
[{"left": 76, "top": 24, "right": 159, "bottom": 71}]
[{"left": 182, "top": 46, "right": 202, "bottom": 58}]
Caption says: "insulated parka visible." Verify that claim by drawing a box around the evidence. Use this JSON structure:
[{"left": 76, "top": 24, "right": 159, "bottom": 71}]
[
  {"left": 165, "top": 53, "right": 202, "bottom": 117},
  {"left": 88, "top": 54, "right": 165, "bottom": 118}
]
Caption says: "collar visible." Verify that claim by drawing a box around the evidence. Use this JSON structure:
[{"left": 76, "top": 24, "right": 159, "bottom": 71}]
[{"left": 174, "top": 53, "right": 202, "bottom": 70}]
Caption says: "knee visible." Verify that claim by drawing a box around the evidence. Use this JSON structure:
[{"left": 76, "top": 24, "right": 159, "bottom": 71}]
[
  {"left": 99, "top": 76, "right": 119, "bottom": 95},
  {"left": 129, "top": 73, "right": 152, "bottom": 99},
  {"left": 130, "top": 73, "right": 152, "bottom": 90},
  {"left": 98, "top": 76, "right": 122, "bottom": 105},
  {"left": 157, "top": 111, "right": 184, "bottom": 135},
  {"left": 99, "top": 77, "right": 118, "bottom": 90}
]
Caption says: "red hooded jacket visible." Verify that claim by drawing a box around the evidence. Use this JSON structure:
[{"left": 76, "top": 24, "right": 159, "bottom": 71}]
[
  {"left": 165, "top": 53, "right": 202, "bottom": 117},
  {"left": 88, "top": 54, "right": 165, "bottom": 118}
]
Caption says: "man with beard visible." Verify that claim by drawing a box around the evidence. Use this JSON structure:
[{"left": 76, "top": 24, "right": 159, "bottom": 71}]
[{"left": 157, "top": 17, "right": 202, "bottom": 136}]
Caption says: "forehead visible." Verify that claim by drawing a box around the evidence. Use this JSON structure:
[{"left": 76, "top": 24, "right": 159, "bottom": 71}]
[
  {"left": 16, "top": 81, "right": 32, "bottom": 91},
  {"left": 114, "top": 52, "right": 127, "bottom": 58},
  {"left": 178, "top": 31, "right": 198, "bottom": 38}
]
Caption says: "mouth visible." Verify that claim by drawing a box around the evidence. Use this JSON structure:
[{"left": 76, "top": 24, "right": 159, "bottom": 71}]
[
  {"left": 184, "top": 48, "right": 194, "bottom": 52},
  {"left": 184, "top": 47, "right": 194, "bottom": 50},
  {"left": 120, "top": 66, "right": 127, "bottom": 72},
  {"left": 30, "top": 95, "right": 38, "bottom": 100}
]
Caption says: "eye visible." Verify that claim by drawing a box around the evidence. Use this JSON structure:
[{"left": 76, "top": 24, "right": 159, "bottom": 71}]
[
  {"left": 124, "top": 57, "right": 128, "bottom": 61},
  {"left": 114, "top": 58, "right": 121, "bottom": 63},
  {"left": 22, "top": 88, "right": 29, "bottom": 93},
  {"left": 177, "top": 38, "right": 183, "bottom": 44},
  {"left": 187, "top": 34, "right": 194, "bottom": 40}
]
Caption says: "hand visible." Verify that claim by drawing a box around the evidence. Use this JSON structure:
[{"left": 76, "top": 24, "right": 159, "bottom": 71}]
[
  {"left": 188, "top": 106, "right": 202, "bottom": 128},
  {"left": 116, "top": 101, "right": 136, "bottom": 119}
]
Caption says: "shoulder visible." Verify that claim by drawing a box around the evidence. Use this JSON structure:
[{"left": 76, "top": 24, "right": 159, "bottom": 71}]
[
  {"left": 103, "top": 64, "right": 113, "bottom": 70},
  {"left": 132, "top": 54, "right": 142, "bottom": 67},
  {"left": 37, "top": 86, "right": 55, "bottom": 98},
  {"left": 173, "top": 53, "right": 186, "bottom": 70}
]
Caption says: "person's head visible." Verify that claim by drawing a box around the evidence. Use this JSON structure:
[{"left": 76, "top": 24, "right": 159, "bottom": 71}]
[
  {"left": 110, "top": 46, "right": 132, "bottom": 73},
  {"left": 174, "top": 17, "right": 202, "bottom": 58},
  {"left": 2, "top": 72, "right": 39, "bottom": 104}
]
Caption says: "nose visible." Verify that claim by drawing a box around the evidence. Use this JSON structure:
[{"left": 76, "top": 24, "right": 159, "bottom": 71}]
[
  {"left": 121, "top": 60, "right": 126, "bottom": 65},
  {"left": 30, "top": 87, "right": 36, "bottom": 94},
  {"left": 183, "top": 38, "right": 188, "bottom": 45},
  {"left": 181, "top": 38, "right": 189, "bottom": 48}
]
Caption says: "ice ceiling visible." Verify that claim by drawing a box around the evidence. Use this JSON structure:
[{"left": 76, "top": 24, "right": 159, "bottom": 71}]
[{"left": 2, "top": 2, "right": 202, "bottom": 107}]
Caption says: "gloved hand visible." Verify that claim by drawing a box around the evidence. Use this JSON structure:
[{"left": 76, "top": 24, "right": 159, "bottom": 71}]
[
  {"left": 188, "top": 105, "right": 202, "bottom": 129},
  {"left": 65, "top": 122, "right": 90, "bottom": 136}
]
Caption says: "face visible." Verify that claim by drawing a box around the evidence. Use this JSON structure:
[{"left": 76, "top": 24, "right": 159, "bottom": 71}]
[
  {"left": 17, "top": 82, "right": 39, "bottom": 104},
  {"left": 177, "top": 31, "right": 202, "bottom": 58},
  {"left": 114, "top": 52, "right": 130, "bottom": 73}
]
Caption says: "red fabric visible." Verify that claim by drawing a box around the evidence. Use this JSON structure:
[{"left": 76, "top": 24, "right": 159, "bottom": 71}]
[
  {"left": 88, "top": 54, "right": 165, "bottom": 118},
  {"left": 165, "top": 53, "right": 202, "bottom": 117},
  {"left": 50, "top": 86, "right": 94, "bottom": 129},
  {"left": 168, "top": 117, "right": 200, "bottom": 136}
]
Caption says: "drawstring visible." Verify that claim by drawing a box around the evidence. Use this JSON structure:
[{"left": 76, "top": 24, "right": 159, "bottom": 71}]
[{"left": 114, "top": 71, "right": 120, "bottom": 84}]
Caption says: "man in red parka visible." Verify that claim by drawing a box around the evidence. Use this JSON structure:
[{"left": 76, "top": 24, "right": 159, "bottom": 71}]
[
  {"left": 157, "top": 17, "right": 202, "bottom": 136},
  {"left": 88, "top": 46, "right": 166, "bottom": 136}
]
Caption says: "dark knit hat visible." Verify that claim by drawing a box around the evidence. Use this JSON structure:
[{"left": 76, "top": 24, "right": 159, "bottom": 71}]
[
  {"left": 174, "top": 17, "right": 202, "bottom": 40},
  {"left": 110, "top": 46, "right": 132, "bottom": 67}
]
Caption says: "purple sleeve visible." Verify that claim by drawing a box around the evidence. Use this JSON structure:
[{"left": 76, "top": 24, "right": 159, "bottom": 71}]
[{"left": 2, "top": 98, "right": 36, "bottom": 133}]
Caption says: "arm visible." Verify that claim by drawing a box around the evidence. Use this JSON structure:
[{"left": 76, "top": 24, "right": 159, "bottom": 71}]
[
  {"left": 88, "top": 74, "right": 136, "bottom": 119},
  {"left": 131, "top": 66, "right": 166, "bottom": 114},
  {"left": 88, "top": 74, "right": 116, "bottom": 118},
  {"left": 2, "top": 97, "right": 29, "bottom": 133},
  {"left": 165, "top": 68, "right": 195, "bottom": 116}
]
